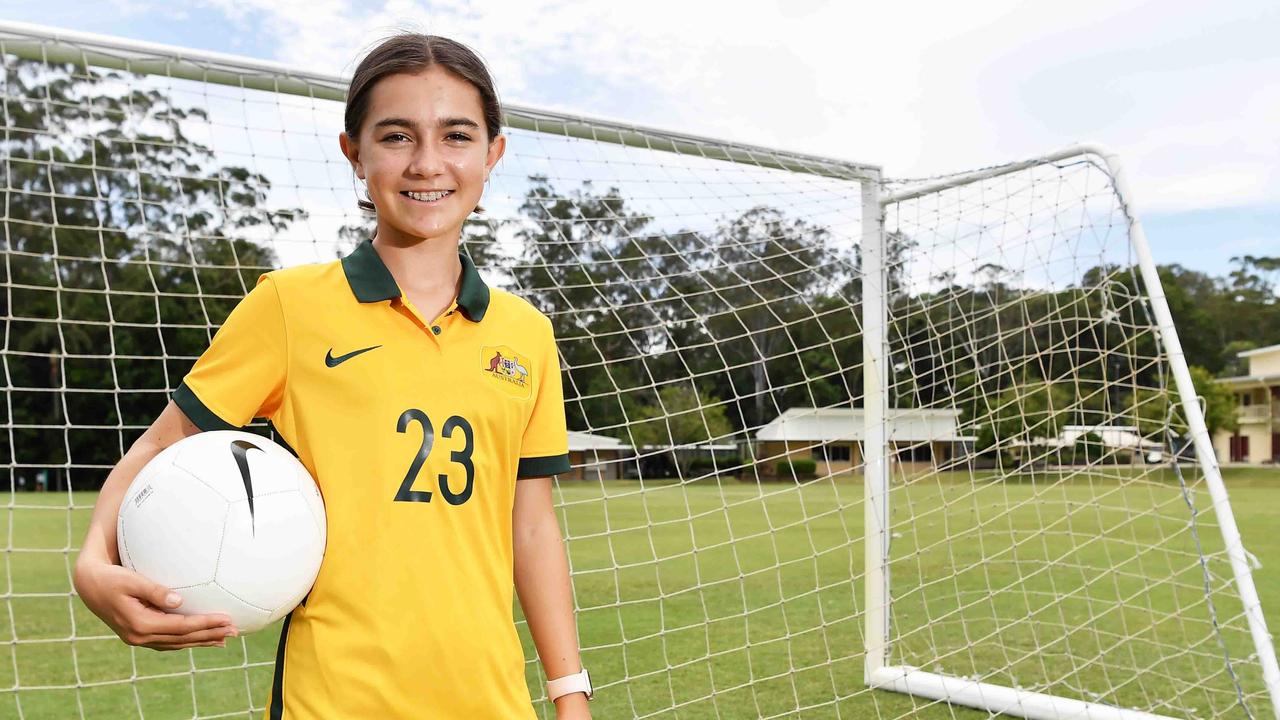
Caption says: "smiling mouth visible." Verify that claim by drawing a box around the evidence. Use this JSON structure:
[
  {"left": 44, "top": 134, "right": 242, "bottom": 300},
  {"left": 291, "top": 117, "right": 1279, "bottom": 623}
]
[{"left": 401, "top": 190, "right": 455, "bottom": 203}]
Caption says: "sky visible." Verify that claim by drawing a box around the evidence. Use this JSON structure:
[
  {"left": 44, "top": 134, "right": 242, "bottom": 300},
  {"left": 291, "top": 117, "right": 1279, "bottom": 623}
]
[{"left": 0, "top": 0, "right": 1276, "bottom": 277}]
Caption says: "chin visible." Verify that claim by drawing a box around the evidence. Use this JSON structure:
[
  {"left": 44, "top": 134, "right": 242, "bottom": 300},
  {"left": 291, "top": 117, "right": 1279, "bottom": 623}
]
[{"left": 392, "top": 221, "right": 466, "bottom": 243}]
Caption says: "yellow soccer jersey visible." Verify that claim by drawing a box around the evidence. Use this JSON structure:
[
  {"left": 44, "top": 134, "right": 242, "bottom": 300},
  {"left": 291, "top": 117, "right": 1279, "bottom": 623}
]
[{"left": 171, "top": 239, "right": 570, "bottom": 719}]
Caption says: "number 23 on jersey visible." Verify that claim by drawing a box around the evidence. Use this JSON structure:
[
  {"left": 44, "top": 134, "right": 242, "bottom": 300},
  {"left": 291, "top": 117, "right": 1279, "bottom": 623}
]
[{"left": 393, "top": 408, "right": 474, "bottom": 506}]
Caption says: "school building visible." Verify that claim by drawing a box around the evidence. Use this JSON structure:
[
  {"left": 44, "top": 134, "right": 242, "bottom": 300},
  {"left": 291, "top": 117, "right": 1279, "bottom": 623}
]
[
  {"left": 751, "top": 406, "right": 974, "bottom": 477},
  {"left": 1213, "top": 343, "right": 1280, "bottom": 465},
  {"left": 565, "top": 430, "right": 630, "bottom": 481}
]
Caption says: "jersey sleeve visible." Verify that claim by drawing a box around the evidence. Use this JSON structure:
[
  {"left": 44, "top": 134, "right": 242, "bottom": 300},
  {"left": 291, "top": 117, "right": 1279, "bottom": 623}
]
[
  {"left": 516, "top": 316, "right": 571, "bottom": 479},
  {"left": 172, "top": 273, "right": 288, "bottom": 431}
]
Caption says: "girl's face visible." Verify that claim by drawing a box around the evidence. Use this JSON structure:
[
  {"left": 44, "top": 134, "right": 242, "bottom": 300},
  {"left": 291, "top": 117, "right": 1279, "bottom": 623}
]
[{"left": 340, "top": 67, "right": 505, "bottom": 246}]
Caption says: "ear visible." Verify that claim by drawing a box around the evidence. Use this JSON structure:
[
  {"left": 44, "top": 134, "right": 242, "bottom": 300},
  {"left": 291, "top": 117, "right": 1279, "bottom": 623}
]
[
  {"left": 484, "top": 133, "right": 507, "bottom": 179},
  {"left": 338, "top": 132, "right": 365, "bottom": 180}
]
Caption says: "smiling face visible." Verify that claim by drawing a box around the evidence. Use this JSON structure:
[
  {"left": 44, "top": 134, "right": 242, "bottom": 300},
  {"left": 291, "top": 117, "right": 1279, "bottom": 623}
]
[{"left": 340, "top": 66, "right": 505, "bottom": 247}]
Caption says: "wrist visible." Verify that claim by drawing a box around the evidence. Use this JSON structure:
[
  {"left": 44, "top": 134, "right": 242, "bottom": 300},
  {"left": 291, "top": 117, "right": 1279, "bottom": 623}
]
[
  {"left": 547, "top": 666, "right": 592, "bottom": 703},
  {"left": 553, "top": 690, "right": 590, "bottom": 716}
]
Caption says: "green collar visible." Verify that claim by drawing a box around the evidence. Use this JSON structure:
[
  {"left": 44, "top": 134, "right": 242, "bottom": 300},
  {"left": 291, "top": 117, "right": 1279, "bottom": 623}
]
[{"left": 341, "top": 238, "right": 490, "bottom": 322}]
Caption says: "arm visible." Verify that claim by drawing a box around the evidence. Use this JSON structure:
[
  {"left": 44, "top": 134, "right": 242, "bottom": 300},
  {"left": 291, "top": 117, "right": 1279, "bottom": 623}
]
[
  {"left": 513, "top": 477, "right": 590, "bottom": 719},
  {"left": 73, "top": 400, "right": 238, "bottom": 650}
]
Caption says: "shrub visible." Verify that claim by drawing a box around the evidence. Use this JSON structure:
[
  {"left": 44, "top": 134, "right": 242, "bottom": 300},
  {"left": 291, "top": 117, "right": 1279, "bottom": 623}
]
[
  {"left": 775, "top": 458, "right": 817, "bottom": 477},
  {"left": 687, "top": 456, "right": 741, "bottom": 473}
]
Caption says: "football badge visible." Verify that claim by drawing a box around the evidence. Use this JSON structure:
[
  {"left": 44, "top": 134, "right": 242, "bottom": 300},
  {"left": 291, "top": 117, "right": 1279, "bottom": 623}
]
[{"left": 481, "top": 345, "right": 532, "bottom": 399}]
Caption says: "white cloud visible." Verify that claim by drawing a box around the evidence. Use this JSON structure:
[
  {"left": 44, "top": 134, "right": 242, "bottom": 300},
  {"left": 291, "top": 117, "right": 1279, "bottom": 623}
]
[{"left": 129, "top": 0, "right": 1280, "bottom": 214}]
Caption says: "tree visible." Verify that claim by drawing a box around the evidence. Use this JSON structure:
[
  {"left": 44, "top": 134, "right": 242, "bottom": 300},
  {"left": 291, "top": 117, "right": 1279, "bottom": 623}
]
[
  {"left": 1190, "top": 365, "right": 1239, "bottom": 438},
  {"left": 976, "top": 381, "right": 1072, "bottom": 461},
  {"left": 2, "top": 59, "right": 297, "bottom": 488},
  {"left": 1129, "top": 365, "right": 1237, "bottom": 446},
  {"left": 626, "top": 385, "right": 733, "bottom": 477},
  {"left": 689, "top": 206, "right": 849, "bottom": 430}
]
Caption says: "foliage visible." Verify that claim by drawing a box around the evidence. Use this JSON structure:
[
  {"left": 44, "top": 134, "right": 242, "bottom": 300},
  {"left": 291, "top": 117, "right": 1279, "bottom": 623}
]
[
  {"left": 626, "top": 386, "right": 734, "bottom": 477},
  {"left": 1191, "top": 365, "right": 1240, "bottom": 437},
  {"left": 775, "top": 458, "right": 817, "bottom": 476},
  {"left": 627, "top": 386, "right": 733, "bottom": 447},
  {"left": 3, "top": 59, "right": 297, "bottom": 489},
  {"left": 686, "top": 456, "right": 741, "bottom": 473},
  {"left": 1128, "top": 365, "right": 1238, "bottom": 441},
  {"left": 975, "top": 382, "right": 1072, "bottom": 455},
  {"left": 9, "top": 60, "right": 1280, "bottom": 491},
  {"left": 1065, "top": 431, "right": 1107, "bottom": 466}
]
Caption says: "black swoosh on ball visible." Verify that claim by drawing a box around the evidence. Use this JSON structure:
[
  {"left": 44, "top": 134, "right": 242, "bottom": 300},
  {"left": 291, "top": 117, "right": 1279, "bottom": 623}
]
[
  {"left": 325, "top": 344, "right": 382, "bottom": 368},
  {"left": 230, "top": 440, "right": 265, "bottom": 535}
]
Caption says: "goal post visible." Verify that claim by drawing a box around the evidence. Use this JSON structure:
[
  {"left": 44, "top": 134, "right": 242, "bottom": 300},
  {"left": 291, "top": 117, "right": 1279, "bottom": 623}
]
[
  {"left": 865, "top": 145, "right": 1280, "bottom": 719},
  {"left": 0, "top": 19, "right": 1277, "bottom": 720}
]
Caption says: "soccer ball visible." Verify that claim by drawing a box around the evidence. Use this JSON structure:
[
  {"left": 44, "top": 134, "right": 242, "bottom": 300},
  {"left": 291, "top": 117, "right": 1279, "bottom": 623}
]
[{"left": 117, "top": 430, "right": 326, "bottom": 634}]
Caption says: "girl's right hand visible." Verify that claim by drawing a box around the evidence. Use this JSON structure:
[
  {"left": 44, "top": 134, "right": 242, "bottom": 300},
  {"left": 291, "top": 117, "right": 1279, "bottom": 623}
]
[{"left": 74, "top": 560, "right": 239, "bottom": 651}]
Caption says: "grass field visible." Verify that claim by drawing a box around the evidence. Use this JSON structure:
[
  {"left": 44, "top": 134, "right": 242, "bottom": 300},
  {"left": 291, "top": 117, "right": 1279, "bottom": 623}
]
[{"left": 1, "top": 467, "right": 1277, "bottom": 719}]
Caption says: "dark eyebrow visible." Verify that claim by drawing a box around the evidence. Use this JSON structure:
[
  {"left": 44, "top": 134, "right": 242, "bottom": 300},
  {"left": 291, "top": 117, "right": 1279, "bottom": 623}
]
[
  {"left": 439, "top": 116, "right": 481, "bottom": 130},
  {"left": 371, "top": 117, "right": 481, "bottom": 132}
]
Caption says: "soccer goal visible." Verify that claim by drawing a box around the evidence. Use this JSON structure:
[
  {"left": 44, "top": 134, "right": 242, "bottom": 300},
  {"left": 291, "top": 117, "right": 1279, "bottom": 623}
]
[{"left": 0, "top": 19, "right": 1277, "bottom": 720}]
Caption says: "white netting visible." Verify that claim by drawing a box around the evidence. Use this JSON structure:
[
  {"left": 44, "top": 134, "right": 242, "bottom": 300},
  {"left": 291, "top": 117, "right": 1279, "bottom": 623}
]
[
  {"left": 879, "top": 160, "right": 1273, "bottom": 718},
  {"left": 0, "top": 23, "right": 1275, "bottom": 720}
]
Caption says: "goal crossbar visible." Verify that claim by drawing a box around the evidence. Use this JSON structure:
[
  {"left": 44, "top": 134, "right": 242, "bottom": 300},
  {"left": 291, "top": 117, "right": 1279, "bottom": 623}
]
[{"left": 0, "top": 19, "right": 878, "bottom": 182}]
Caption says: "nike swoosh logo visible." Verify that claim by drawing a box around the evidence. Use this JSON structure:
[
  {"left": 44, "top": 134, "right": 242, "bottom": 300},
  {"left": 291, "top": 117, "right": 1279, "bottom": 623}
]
[
  {"left": 326, "top": 344, "right": 382, "bottom": 367},
  {"left": 230, "top": 440, "right": 265, "bottom": 535}
]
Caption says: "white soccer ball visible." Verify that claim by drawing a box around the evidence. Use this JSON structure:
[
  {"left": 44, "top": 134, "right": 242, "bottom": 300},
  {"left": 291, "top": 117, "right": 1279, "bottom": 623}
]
[{"left": 116, "top": 430, "right": 326, "bottom": 634}]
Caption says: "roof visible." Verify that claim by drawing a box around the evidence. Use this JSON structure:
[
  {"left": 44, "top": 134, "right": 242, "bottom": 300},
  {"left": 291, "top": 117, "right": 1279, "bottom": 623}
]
[
  {"left": 636, "top": 443, "right": 738, "bottom": 451},
  {"left": 755, "top": 407, "right": 975, "bottom": 442},
  {"left": 1215, "top": 373, "right": 1280, "bottom": 386},
  {"left": 567, "top": 431, "right": 630, "bottom": 452},
  {"left": 1057, "top": 425, "right": 1162, "bottom": 450},
  {"left": 1239, "top": 343, "right": 1280, "bottom": 358},
  {"left": 566, "top": 433, "right": 737, "bottom": 452}
]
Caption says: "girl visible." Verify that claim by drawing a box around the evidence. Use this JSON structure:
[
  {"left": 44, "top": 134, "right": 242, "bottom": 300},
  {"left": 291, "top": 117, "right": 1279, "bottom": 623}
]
[{"left": 74, "top": 33, "right": 593, "bottom": 720}]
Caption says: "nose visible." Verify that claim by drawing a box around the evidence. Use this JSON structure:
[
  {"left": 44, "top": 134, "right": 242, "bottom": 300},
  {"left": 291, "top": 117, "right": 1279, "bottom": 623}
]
[{"left": 407, "top": 140, "right": 445, "bottom": 178}]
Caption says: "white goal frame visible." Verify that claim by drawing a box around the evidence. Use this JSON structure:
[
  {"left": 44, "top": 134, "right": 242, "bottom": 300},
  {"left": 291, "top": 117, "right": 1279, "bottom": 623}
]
[
  {"left": 0, "top": 19, "right": 1277, "bottom": 720},
  {"left": 864, "top": 147, "right": 1280, "bottom": 720}
]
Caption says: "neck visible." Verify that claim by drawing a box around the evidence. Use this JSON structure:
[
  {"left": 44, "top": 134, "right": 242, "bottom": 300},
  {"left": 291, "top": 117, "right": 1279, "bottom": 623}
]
[{"left": 370, "top": 227, "right": 462, "bottom": 295}]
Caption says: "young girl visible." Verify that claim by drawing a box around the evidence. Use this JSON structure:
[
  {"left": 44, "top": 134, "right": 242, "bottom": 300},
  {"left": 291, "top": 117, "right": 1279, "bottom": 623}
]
[{"left": 73, "top": 33, "right": 593, "bottom": 720}]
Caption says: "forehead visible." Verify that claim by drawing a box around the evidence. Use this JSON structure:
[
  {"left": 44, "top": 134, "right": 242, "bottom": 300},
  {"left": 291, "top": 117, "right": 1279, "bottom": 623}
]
[{"left": 364, "top": 66, "right": 484, "bottom": 122}]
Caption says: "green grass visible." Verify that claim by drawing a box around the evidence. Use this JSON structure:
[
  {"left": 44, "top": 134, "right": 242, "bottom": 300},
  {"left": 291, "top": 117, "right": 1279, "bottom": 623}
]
[{"left": 1, "top": 467, "right": 1278, "bottom": 719}]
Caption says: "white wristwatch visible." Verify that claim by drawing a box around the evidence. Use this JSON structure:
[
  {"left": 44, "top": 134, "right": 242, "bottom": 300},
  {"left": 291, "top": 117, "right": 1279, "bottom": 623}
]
[{"left": 547, "top": 667, "right": 593, "bottom": 702}]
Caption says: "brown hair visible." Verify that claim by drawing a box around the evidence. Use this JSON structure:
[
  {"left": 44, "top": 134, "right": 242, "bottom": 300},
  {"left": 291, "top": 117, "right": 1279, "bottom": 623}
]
[{"left": 345, "top": 33, "right": 502, "bottom": 213}]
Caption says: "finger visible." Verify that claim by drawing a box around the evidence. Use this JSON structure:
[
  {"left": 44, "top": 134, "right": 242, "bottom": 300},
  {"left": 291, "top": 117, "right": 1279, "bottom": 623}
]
[
  {"left": 129, "top": 606, "right": 235, "bottom": 637},
  {"left": 129, "top": 575, "right": 184, "bottom": 611},
  {"left": 144, "top": 639, "right": 227, "bottom": 651},
  {"left": 146, "top": 625, "right": 239, "bottom": 646}
]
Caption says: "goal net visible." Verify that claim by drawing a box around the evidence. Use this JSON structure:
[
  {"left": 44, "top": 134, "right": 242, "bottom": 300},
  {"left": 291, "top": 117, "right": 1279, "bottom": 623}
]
[{"left": 0, "top": 20, "right": 1276, "bottom": 720}]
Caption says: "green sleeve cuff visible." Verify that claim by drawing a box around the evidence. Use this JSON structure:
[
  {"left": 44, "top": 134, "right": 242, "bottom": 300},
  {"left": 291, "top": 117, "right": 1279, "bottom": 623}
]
[
  {"left": 517, "top": 453, "right": 571, "bottom": 479},
  {"left": 172, "top": 382, "right": 237, "bottom": 432}
]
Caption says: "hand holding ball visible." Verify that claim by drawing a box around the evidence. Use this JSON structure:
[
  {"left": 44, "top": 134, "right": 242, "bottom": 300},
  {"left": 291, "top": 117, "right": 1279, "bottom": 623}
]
[{"left": 117, "top": 431, "right": 326, "bottom": 634}]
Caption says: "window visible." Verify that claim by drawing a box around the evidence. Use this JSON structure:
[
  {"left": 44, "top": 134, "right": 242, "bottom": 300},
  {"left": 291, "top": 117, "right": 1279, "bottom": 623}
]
[
  {"left": 812, "top": 443, "right": 851, "bottom": 462},
  {"left": 896, "top": 443, "right": 933, "bottom": 462}
]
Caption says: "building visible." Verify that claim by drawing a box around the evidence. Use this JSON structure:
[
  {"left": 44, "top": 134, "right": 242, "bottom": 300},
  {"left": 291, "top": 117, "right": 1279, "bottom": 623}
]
[
  {"left": 566, "top": 431, "right": 630, "bottom": 481},
  {"left": 752, "top": 406, "right": 973, "bottom": 476},
  {"left": 1053, "top": 425, "right": 1164, "bottom": 463},
  {"left": 1213, "top": 344, "right": 1280, "bottom": 464}
]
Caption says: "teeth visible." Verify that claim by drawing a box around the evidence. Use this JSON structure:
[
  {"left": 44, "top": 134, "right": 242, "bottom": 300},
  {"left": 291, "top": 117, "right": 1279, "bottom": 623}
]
[{"left": 406, "top": 190, "right": 451, "bottom": 202}]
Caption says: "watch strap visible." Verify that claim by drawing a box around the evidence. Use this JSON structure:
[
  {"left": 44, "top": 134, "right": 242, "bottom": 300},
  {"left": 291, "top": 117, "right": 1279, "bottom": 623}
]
[{"left": 547, "top": 667, "right": 593, "bottom": 702}]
